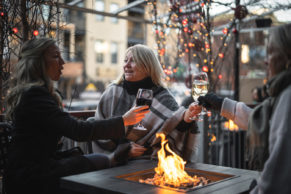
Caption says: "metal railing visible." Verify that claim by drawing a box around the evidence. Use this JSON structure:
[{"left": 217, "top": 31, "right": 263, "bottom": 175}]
[{"left": 201, "top": 111, "right": 248, "bottom": 169}]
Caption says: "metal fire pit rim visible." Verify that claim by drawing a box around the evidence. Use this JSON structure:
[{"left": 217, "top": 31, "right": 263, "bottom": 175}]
[{"left": 114, "top": 167, "right": 240, "bottom": 193}]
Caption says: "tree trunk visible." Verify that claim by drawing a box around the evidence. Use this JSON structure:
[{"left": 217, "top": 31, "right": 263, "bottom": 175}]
[
  {"left": 21, "top": 0, "right": 29, "bottom": 41},
  {"left": 0, "top": 0, "right": 4, "bottom": 113}
]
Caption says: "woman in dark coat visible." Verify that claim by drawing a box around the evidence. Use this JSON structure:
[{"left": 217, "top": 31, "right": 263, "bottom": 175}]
[{"left": 3, "top": 38, "right": 149, "bottom": 194}]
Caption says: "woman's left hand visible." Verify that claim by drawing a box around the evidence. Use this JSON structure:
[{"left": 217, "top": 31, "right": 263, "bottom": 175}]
[
  {"left": 128, "top": 142, "right": 147, "bottom": 158},
  {"left": 183, "top": 102, "right": 202, "bottom": 123}
]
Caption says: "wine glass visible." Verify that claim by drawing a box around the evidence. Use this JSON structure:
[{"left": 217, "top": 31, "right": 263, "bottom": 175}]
[
  {"left": 190, "top": 72, "right": 209, "bottom": 120},
  {"left": 134, "top": 88, "right": 153, "bottom": 130}
]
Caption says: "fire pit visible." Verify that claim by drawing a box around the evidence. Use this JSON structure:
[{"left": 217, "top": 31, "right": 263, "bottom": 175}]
[
  {"left": 116, "top": 167, "right": 236, "bottom": 192},
  {"left": 117, "top": 133, "right": 237, "bottom": 192},
  {"left": 60, "top": 134, "right": 259, "bottom": 194},
  {"left": 60, "top": 159, "right": 259, "bottom": 194}
]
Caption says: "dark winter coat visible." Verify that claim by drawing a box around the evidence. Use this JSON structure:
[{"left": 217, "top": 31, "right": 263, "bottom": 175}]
[{"left": 4, "top": 86, "right": 125, "bottom": 194}]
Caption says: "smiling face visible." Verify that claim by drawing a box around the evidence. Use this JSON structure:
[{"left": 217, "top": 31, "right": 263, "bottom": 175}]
[
  {"left": 44, "top": 44, "right": 65, "bottom": 81},
  {"left": 123, "top": 51, "right": 148, "bottom": 82}
]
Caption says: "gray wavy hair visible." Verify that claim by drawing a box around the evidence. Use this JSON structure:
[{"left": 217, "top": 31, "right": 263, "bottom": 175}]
[
  {"left": 5, "top": 38, "right": 62, "bottom": 120},
  {"left": 116, "top": 44, "right": 166, "bottom": 87},
  {"left": 269, "top": 23, "right": 291, "bottom": 73}
]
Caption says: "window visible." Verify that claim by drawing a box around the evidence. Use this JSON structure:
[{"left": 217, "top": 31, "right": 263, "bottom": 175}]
[
  {"left": 111, "top": 42, "right": 118, "bottom": 64},
  {"left": 110, "top": 3, "right": 119, "bottom": 24},
  {"left": 95, "top": 40, "right": 104, "bottom": 63},
  {"left": 95, "top": 0, "right": 104, "bottom": 21}
]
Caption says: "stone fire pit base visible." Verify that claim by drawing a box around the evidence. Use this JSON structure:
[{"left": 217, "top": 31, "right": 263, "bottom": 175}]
[{"left": 61, "top": 159, "right": 259, "bottom": 194}]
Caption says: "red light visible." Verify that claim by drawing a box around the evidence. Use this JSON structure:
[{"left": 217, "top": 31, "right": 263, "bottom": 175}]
[
  {"left": 218, "top": 74, "right": 222, "bottom": 79},
  {"left": 202, "top": 66, "right": 209, "bottom": 72},
  {"left": 160, "top": 48, "right": 165, "bottom": 56},
  {"left": 219, "top": 53, "right": 224, "bottom": 58},
  {"left": 33, "top": 30, "right": 39, "bottom": 36},
  {"left": 182, "top": 19, "right": 188, "bottom": 26},
  {"left": 12, "top": 27, "right": 18, "bottom": 34},
  {"left": 205, "top": 43, "right": 209, "bottom": 49},
  {"left": 222, "top": 28, "right": 228, "bottom": 35},
  {"left": 0, "top": 12, "right": 4, "bottom": 17},
  {"left": 183, "top": 27, "right": 188, "bottom": 32}
]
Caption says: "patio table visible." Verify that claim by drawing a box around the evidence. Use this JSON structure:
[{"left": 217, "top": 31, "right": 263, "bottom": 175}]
[{"left": 60, "top": 159, "right": 259, "bottom": 194}]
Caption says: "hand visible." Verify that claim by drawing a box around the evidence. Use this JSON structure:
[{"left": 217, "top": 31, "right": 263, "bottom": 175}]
[
  {"left": 184, "top": 102, "right": 202, "bottom": 122},
  {"left": 198, "top": 92, "right": 224, "bottom": 112},
  {"left": 113, "top": 142, "right": 131, "bottom": 165},
  {"left": 122, "top": 105, "right": 150, "bottom": 126},
  {"left": 128, "top": 142, "right": 147, "bottom": 158}
]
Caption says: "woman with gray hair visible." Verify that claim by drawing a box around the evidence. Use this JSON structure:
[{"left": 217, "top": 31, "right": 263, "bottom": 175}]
[
  {"left": 199, "top": 23, "right": 291, "bottom": 193},
  {"left": 92, "top": 44, "right": 201, "bottom": 163},
  {"left": 3, "top": 38, "right": 149, "bottom": 194}
]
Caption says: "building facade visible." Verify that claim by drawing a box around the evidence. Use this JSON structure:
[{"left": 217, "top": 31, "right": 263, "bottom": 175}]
[{"left": 85, "top": 0, "right": 128, "bottom": 84}]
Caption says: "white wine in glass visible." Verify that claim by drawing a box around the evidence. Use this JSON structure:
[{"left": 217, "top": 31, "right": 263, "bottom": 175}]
[
  {"left": 192, "top": 80, "right": 209, "bottom": 101},
  {"left": 190, "top": 72, "right": 209, "bottom": 120}
]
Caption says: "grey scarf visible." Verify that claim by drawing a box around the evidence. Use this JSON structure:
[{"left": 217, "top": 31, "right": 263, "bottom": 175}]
[{"left": 247, "top": 69, "right": 291, "bottom": 170}]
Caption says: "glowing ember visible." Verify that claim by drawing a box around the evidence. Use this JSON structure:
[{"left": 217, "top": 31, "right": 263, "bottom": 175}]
[{"left": 139, "top": 133, "right": 210, "bottom": 188}]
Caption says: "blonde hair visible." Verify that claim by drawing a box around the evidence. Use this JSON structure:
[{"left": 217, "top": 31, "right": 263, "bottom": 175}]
[
  {"left": 269, "top": 23, "right": 291, "bottom": 72},
  {"left": 5, "top": 38, "right": 62, "bottom": 120},
  {"left": 116, "top": 44, "right": 166, "bottom": 87}
]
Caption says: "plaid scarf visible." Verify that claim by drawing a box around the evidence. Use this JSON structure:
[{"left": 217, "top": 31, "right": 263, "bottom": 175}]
[{"left": 93, "top": 78, "right": 199, "bottom": 162}]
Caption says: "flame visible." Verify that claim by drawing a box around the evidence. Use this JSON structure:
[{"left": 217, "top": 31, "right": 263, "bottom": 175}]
[
  {"left": 224, "top": 120, "right": 239, "bottom": 131},
  {"left": 152, "top": 133, "right": 200, "bottom": 187}
]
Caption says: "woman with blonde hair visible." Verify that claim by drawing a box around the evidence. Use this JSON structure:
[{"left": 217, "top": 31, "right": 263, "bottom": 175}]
[
  {"left": 3, "top": 38, "right": 149, "bottom": 194},
  {"left": 93, "top": 44, "right": 201, "bottom": 163}
]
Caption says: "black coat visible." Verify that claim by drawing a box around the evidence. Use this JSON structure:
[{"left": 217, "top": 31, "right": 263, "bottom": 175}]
[{"left": 4, "top": 86, "right": 125, "bottom": 194}]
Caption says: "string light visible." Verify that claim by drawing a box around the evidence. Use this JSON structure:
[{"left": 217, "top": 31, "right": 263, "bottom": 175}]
[
  {"left": 202, "top": 66, "right": 209, "bottom": 72},
  {"left": 33, "top": 30, "right": 39, "bottom": 36},
  {"left": 149, "top": 0, "right": 230, "bottom": 83},
  {"left": 12, "top": 27, "right": 18, "bottom": 34}
]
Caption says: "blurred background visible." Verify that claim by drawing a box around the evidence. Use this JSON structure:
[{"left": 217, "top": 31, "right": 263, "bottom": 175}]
[{"left": 1, "top": 0, "right": 291, "bottom": 112}]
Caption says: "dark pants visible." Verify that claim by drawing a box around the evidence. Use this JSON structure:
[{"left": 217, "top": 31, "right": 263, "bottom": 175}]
[{"left": 4, "top": 154, "right": 110, "bottom": 194}]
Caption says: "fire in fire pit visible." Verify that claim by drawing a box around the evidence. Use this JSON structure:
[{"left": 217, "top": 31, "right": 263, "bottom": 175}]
[
  {"left": 141, "top": 133, "right": 211, "bottom": 190},
  {"left": 140, "top": 133, "right": 210, "bottom": 189},
  {"left": 116, "top": 133, "right": 236, "bottom": 192}
]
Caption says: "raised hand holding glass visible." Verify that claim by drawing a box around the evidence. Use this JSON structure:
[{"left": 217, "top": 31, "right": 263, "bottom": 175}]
[
  {"left": 190, "top": 72, "right": 209, "bottom": 120},
  {"left": 134, "top": 88, "right": 153, "bottom": 130}
]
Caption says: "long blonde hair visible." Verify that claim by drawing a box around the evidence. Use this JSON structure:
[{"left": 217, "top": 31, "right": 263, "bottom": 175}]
[
  {"left": 116, "top": 44, "right": 166, "bottom": 87},
  {"left": 5, "top": 38, "right": 62, "bottom": 120}
]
